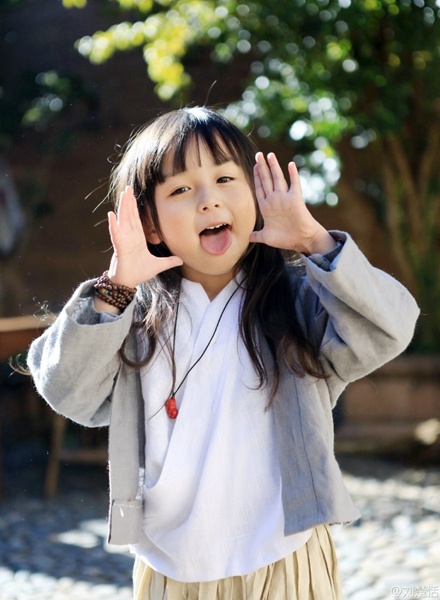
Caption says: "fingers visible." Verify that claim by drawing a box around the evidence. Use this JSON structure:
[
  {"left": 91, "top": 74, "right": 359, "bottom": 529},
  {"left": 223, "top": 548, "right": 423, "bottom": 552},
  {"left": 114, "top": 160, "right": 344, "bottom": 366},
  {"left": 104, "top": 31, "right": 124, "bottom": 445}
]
[
  {"left": 107, "top": 210, "right": 118, "bottom": 249},
  {"left": 287, "top": 161, "right": 301, "bottom": 193},
  {"left": 254, "top": 152, "right": 289, "bottom": 196},
  {"left": 253, "top": 163, "right": 265, "bottom": 204},
  {"left": 108, "top": 186, "right": 145, "bottom": 256},
  {"left": 267, "top": 153, "right": 289, "bottom": 192},
  {"left": 117, "top": 186, "right": 139, "bottom": 227},
  {"left": 254, "top": 152, "right": 272, "bottom": 199}
]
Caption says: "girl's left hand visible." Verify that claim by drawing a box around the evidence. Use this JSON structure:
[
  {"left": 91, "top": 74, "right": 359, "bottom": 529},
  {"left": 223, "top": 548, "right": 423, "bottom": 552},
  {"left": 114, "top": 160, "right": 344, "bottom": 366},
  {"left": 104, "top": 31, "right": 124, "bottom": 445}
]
[{"left": 250, "top": 152, "right": 336, "bottom": 255}]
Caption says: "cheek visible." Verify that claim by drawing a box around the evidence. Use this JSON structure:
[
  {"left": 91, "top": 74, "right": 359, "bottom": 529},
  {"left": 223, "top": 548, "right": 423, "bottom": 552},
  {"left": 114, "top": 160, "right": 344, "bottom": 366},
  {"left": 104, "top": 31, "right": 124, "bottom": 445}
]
[
  {"left": 155, "top": 203, "right": 181, "bottom": 234},
  {"left": 156, "top": 207, "right": 193, "bottom": 253}
]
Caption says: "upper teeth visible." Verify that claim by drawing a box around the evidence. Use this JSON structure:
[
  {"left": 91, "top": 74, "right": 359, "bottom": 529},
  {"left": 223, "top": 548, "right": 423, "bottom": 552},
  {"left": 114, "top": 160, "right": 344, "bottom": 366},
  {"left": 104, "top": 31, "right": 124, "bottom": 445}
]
[{"left": 206, "top": 224, "right": 226, "bottom": 230}]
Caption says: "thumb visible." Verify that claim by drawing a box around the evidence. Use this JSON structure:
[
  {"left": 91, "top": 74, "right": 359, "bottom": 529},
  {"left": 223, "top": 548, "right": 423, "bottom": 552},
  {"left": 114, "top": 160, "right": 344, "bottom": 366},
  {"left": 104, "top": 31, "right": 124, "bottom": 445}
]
[
  {"left": 155, "top": 254, "right": 184, "bottom": 274},
  {"left": 249, "top": 230, "right": 265, "bottom": 244}
]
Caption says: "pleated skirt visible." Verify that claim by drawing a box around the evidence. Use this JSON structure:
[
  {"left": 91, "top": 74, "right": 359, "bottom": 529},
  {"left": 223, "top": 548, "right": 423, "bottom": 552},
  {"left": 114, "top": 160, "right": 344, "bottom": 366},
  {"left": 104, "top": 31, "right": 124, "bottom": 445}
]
[{"left": 132, "top": 524, "right": 343, "bottom": 600}]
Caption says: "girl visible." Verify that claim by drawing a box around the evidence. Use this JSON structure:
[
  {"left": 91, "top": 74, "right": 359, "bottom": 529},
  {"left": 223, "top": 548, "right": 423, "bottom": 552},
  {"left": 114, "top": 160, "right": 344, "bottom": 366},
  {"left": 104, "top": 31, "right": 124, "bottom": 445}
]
[{"left": 28, "top": 106, "right": 419, "bottom": 599}]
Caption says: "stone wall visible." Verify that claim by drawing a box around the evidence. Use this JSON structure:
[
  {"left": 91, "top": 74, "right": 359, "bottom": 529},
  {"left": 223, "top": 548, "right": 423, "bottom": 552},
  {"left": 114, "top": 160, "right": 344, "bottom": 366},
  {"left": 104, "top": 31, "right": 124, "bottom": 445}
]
[{"left": 336, "top": 356, "right": 440, "bottom": 454}]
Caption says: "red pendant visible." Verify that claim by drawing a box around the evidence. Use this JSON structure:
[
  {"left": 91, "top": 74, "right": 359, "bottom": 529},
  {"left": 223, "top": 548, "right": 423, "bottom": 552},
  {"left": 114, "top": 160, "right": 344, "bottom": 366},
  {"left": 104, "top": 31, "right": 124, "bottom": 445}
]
[{"left": 165, "top": 397, "right": 179, "bottom": 419}]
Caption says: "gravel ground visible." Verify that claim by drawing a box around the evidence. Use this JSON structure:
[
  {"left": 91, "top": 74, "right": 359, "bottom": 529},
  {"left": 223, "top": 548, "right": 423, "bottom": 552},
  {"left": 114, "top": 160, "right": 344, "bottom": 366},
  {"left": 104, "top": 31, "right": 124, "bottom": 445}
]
[{"left": 0, "top": 443, "right": 439, "bottom": 600}]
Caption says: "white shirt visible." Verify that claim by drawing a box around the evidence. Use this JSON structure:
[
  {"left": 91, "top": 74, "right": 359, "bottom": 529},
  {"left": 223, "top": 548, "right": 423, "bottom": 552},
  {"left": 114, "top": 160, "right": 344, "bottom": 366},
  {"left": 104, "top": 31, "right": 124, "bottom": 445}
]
[{"left": 132, "top": 276, "right": 312, "bottom": 582}]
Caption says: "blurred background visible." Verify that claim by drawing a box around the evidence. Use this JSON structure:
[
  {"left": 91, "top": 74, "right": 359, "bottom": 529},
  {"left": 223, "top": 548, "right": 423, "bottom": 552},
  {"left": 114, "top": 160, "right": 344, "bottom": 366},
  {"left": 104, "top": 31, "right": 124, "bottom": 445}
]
[{"left": 0, "top": 1, "right": 439, "bottom": 598}]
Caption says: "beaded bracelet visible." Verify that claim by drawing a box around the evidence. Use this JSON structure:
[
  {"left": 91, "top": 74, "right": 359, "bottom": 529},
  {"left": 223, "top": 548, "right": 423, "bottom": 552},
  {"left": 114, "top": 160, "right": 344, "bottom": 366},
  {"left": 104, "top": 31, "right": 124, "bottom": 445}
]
[{"left": 93, "top": 271, "right": 137, "bottom": 311}]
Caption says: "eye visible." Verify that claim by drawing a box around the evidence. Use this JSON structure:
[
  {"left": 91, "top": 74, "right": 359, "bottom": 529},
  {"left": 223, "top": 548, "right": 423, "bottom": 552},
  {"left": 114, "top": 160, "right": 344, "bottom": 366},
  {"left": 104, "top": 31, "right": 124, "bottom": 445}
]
[
  {"left": 170, "top": 186, "right": 189, "bottom": 196},
  {"left": 217, "top": 176, "right": 233, "bottom": 184}
]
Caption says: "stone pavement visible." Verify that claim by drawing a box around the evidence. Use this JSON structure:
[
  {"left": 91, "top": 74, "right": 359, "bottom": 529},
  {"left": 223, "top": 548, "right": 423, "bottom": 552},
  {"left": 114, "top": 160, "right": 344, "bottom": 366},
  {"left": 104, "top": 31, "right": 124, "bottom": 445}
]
[
  {"left": 0, "top": 447, "right": 439, "bottom": 600},
  {"left": 332, "top": 456, "right": 440, "bottom": 600}
]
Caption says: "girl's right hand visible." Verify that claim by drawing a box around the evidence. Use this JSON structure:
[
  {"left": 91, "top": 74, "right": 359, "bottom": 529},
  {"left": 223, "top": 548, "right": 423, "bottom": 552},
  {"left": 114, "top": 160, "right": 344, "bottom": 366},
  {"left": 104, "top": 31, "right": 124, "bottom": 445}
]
[{"left": 106, "top": 186, "right": 183, "bottom": 288}]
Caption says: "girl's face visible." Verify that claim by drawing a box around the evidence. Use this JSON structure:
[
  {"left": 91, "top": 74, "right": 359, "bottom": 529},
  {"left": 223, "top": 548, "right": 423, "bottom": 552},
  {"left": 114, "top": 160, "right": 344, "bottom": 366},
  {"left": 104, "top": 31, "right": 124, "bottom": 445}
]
[{"left": 147, "top": 140, "right": 257, "bottom": 299}]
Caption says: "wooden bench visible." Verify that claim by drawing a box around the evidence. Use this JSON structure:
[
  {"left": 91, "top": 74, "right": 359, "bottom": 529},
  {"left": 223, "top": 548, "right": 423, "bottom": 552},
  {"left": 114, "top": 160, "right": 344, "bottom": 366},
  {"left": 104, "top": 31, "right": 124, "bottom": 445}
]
[
  {"left": 0, "top": 315, "right": 52, "bottom": 495},
  {"left": 0, "top": 314, "right": 107, "bottom": 497},
  {"left": 0, "top": 314, "right": 52, "bottom": 362}
]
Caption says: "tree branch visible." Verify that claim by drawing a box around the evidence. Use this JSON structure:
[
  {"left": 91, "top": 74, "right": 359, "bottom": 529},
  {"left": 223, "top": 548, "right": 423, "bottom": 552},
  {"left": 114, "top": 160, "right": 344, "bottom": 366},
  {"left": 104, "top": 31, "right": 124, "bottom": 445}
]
[
  {"left": 386, "top": 134, "right": 424, "bottom": 243},
  {"left": 419, "top": 123, "right": 440, "bottom": 204},
  {"left": 382, "top": 156, "right": 417, "bottom": 292}
]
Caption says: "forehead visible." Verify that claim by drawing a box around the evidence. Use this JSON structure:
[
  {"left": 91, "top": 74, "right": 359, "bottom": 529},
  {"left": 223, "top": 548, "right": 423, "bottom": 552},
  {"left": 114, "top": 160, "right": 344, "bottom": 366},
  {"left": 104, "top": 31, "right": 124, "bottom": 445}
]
[
  {"left": 160, "top": 130, "right": 240, "bottom": 179},
  {"left": 162, "top": 137, "right": 235, "bottom": 177}
]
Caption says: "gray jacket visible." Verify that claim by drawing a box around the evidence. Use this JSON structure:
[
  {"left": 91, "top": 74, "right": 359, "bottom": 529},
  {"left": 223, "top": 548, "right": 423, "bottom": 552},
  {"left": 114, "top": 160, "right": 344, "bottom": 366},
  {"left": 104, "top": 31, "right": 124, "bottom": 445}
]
[{"left": 27, "top": 233, "right": 419, "bottom": 545}]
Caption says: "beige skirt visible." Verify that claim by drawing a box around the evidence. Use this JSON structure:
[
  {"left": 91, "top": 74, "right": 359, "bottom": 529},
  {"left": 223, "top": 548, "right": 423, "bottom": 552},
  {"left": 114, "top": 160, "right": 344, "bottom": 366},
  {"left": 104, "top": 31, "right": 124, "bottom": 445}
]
[{"left": 132, "top": 524, "right": 343, "bottom": 600}]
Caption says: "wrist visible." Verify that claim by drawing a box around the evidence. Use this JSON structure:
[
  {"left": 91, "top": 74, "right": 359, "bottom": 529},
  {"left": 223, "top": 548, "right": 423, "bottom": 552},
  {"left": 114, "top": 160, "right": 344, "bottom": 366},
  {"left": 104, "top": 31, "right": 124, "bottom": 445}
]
[
  {"left": 298, "top": 228, "right": 337, "bottom": 256},
  {"left": 107, "top": 271, "right": 138, "bottom": 289},
  {"left": 93, "top": 271, "right": 137, "bottom": 312},
  {"left": 107, "top": 255, "right": 140, "bottom": 288},
  {"left": 93, "top": 296, "right": 121, "bottom": 315}
]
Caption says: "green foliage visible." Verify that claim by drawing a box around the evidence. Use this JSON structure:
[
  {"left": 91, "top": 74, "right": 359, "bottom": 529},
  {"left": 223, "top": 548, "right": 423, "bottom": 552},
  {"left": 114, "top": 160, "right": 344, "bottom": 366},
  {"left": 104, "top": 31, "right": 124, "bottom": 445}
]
[
  {"left": 0, "top": 69, "right": 95, "bottom": 149},
  {"left": 61, "top": 0, "right": 440, "bottom": 192},
  {"left": 63, "top": 0, "right": 88, "bottom": 7},
  {"left": 21, "top": 71, "right": 78, "bottom": 130},
  {"left": 70, "top": 0, "right": 222, "bottom": 100},
  {"left": 62, "top": 0, "right": 440, "bottom": 351},
  {"left": 61, "top": 0, "right": 440, "bottom": 127}
]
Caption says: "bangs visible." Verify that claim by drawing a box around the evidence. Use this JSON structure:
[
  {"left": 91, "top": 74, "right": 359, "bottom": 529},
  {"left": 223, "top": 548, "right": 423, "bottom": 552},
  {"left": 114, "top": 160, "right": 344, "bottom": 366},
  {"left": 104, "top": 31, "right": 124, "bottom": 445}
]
[
  {"left": 165, "top": 126, "right": 242, "bottom": 178},
  {"left": 153, "top": 108, "right": 256, "bottom": 184}
]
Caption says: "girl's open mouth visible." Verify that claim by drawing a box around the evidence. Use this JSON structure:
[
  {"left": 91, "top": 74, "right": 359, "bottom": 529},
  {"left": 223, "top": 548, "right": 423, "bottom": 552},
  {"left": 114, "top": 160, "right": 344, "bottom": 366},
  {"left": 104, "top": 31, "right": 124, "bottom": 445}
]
[{"left": 199, "top": 224, "right": 232, "bottom": 255}]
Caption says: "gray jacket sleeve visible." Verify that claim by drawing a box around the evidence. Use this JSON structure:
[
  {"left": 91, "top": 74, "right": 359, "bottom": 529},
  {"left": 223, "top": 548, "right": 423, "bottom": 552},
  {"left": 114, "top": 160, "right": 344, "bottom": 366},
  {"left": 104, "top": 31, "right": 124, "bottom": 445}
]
[
  {"left": 28, "top": 232, "right": 419, "bottom": 424},
  {"left": 27, "top": 279, "right": 136, "bottom": 427},
  {"left": 296, "top": 232, "right": 419, "bottom": 403}
]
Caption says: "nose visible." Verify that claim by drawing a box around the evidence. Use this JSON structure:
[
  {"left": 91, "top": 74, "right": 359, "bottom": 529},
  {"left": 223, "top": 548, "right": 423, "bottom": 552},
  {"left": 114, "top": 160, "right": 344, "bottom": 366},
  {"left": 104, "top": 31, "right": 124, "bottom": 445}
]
[{"left": 197, "top": 187, "right": 221, "bottom": 212}]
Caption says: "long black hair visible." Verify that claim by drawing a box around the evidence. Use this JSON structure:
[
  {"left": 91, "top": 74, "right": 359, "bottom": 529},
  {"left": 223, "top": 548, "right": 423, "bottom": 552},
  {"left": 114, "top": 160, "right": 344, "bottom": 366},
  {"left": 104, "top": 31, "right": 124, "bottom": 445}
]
[{"left": 110, "top": 107, "right": 325, "bottom": 403}]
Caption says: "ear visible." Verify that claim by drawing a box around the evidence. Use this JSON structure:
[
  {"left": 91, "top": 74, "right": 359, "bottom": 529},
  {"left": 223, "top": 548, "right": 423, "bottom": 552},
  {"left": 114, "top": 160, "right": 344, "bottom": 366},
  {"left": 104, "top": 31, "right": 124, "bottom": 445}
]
[{"left": 143, "top": 213, "right": 162, "bottom": 245}]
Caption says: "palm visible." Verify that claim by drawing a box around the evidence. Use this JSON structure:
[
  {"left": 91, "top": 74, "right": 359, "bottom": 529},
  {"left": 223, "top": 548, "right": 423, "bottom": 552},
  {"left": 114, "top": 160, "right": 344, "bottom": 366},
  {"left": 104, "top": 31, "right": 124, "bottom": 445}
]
[
  {"left": 107, "top": 186, "right": 182, "bottom": 287},
  {"left": 250, "top": 153, "right": 331, "bottom": 254}
]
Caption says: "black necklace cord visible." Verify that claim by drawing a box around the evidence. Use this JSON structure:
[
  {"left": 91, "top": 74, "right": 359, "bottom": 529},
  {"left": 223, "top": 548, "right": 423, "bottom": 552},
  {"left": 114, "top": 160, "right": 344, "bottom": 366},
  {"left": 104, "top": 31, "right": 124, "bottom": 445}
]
[
  {"left": 163, "top": 277, "right": 246, "bottom": 419},
  {"left": 170, "top": 283, "right": 241, "bottom": 397}
]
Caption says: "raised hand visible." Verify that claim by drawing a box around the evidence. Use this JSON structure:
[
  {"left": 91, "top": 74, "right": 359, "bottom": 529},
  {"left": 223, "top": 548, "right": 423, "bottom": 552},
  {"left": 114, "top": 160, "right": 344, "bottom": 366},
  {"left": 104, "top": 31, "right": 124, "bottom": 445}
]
[
  {"left": 106, "top": 186, "right": 183, "bottom": 288},
  {"left": 250, "top": 152, "right": 336, "bottom": 255}
]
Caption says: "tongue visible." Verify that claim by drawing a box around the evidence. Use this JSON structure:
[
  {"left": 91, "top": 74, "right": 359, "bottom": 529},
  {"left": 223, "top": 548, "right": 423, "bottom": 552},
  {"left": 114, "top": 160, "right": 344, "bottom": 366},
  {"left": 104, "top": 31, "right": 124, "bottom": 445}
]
[{"left": 199, "top": 228, "right": 232, "bottom": 255}]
